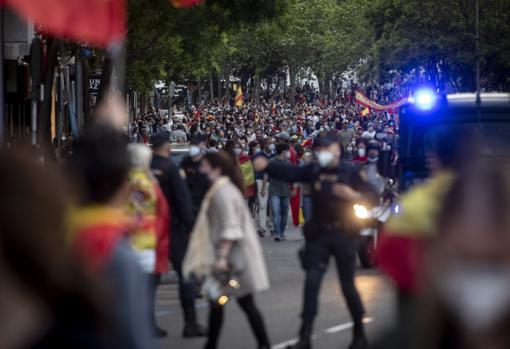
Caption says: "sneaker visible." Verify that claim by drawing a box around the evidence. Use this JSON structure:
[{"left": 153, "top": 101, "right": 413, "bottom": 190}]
[
  {"left": 274, "top": 236, "right": 281, "bottom": 242},
  {"left": 258, "top": 230, "right": 265, "bottom": 237}
]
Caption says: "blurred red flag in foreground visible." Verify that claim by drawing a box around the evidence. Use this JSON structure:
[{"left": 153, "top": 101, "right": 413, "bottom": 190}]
[
  {"left": 0, "top": 0, "right": 125, "bottom": 47},
  {"left": 170, "top": 0, "right": 204, "bottom": 8}
]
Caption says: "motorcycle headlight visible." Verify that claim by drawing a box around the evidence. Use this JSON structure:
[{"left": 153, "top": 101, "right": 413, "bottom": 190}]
[{"left": 354, "top": 204, "right": 370, "bottom": 219}]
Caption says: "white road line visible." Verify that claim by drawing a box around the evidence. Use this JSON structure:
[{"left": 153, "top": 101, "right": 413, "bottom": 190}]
[
  {"left": 324, "top": 317, "right": 373, "bottom": 334},
  {"left": 272, "top": 318, "right": 373, "bottom": 349}
]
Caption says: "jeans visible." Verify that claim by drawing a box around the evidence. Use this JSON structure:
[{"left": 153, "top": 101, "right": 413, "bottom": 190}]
[
  {"left": 302, "top": 196, "right": 313, "bottom": 223},
  {"left": 270, "top": 195, "right": 290, "bottom": 238},
  {"left": 205, "top": 294, "right": 270, "bottom": 349}
]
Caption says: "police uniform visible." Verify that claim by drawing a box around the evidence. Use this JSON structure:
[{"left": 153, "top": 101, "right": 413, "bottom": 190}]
[{"left": 266, "top": 160, "right": 375, "bottom": 348}]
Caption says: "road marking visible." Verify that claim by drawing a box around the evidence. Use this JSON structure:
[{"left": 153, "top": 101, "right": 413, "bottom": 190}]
[
  {"left": 272, "top": 318, "right": 373, "bottom": 349},
  {"left": 324, "top": 317, "right": 373, "bottom": 334}
]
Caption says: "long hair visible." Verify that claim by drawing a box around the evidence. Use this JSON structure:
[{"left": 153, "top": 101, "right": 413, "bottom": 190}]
[{"left": 203, "top": 151, "right": 245, "bottom": 194}]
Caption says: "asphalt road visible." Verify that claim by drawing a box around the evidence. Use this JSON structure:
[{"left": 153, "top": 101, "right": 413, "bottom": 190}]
[{"left": 156, "top": 226, "right": 396, "bottom": 349}]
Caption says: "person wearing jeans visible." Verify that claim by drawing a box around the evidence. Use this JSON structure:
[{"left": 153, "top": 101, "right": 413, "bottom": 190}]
[{"left": 268, "top": 143, "right": 291, "bottom": 241}]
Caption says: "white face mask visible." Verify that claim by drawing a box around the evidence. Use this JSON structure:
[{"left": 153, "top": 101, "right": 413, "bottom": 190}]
[
  {"left": 358, "top": 148, "right": 366, "bottom": 157},
  {"left": 190, "top": 145, "right": 201, "bottom": 157},
  {"left": 285, "top": 151, "right": 291, "bottom": 159},
  {"left": 234, "top": 148, "right": 242, "bottom": 156},
  {"left": 316, "top": 151, "right": 335, "bottom": 168},
  {"left": 346, "top": 146, "right": 353, "bottom": 153},
  {"left": 255, "top": 147, "right": 261, "bottom": 153},
  {"left": 436, "top": 263, "right": 510, "bottom": 332},
  {"left": 269, "top": 144, "right": 276, "bottom": 152}
]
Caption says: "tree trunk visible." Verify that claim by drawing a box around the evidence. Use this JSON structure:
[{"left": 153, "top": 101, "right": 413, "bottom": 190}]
[
  {"left": 209, "top": 70, "right": 214, "bottom": 101},
  {"left": 255, "top": 71, "right": 261, "bottom": 105},
  {"left": 289, "top": 64, "right": 296, "bottom": 101},
  {"left": 217, "top": 70, "right": 222, "bottom": 101},
  {"left": 225, "top": 68, "right": 231, "bottom": 105}
]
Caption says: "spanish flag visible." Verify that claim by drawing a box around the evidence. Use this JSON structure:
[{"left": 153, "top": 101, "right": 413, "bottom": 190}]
[
  {"left": 361, "top": 107, "right": 370, "bottom": 117},
  {"left": 170, "top": 0, "right": 203, "bottom": 8},
  {"left": 235, "top": 86, "right": 244, "bottom": 107}
]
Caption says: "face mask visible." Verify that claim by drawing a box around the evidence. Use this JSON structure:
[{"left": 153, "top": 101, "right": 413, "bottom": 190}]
[
  {"left": 358, "top": 148, "right": 366, "bottom": 157},
  {"left": 368, "top": 156, "right": 379, "bottom": 163},
  {"left": 255, "top": 147, "right": 261, "bottom": 153},
  {"left": 269, "top": 144, "right": 276, "bottom": 152},
  {"left": 217, "top": 144, "right": 223, "bottom": 150},
  {"left": 316, "top": 151, "right": 335, "bottom": 168},
  {"left": 234, "top": 148, "right": 242, "bottom": 156},
  {"left": 346, "top": 146, "right": 353, "bottom": 153},
  {"left": 436, "top": 264, "right": 510, "bottom": 332},
  {"left": 190, "top": 145, "right": 201, "bottom": 157},
  {"left": 285, "top": 151, "right": 291, "bottom": 159}
]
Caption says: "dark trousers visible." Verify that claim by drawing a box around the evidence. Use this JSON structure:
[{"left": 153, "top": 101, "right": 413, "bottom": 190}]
[
  {"left": 148, "top": 273, "right": 161, "bottom": 329},
  {"left": 170, "top": 229, "right": 198, "bottom": 324},
  {"left": 205, "top": 294, "right": 270, "bottom": 349},
  {"left": 300, "top": 232, "right": 364, "bottom": 330}
]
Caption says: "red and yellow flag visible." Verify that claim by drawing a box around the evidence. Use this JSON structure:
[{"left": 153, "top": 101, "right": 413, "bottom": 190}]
[{"left": 361, "top": 107, "right": 370, "bottom": 117}]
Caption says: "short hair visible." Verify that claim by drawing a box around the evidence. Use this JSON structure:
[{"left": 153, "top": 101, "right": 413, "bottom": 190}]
[
  {"left": 276, "top": 143, "right": 290, "bottom": 155},
  {"left": 70, "top": 125, "right": 130, "bottom": 204},
  {"left": 128, "top": 144, "right": 152, "bottom": 170}
]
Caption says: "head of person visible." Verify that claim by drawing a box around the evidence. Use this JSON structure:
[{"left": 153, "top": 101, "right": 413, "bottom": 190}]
[
  {"left": 249, "top": 141, "right": 260, "bottom": 156},
  {"left": 276, "top": 143, "right": 291, "bottom": 160},
  {"left": 356, "top": 139, "right": 367, "bottom": 158},
  {"left": 190, "top": 135, "right": 206, "bottom": 158},
  {"left": 313, "top": 133, "right": 341, "bottom": 168},
  {"left": 200, "top": 151, "right": 245, "bottom": 193},
  {"left": 423, "top": 168, "right": 510, "bottom": 343},
  {"left": 342, "top": 120, "right": 349, "bottom": 130},
  {"left": 70, "top": 125, "right": 130, "bottom": 206},
  {"left": 263, "top": 138, "right": 275, "bottom": 154},
  {"left": 128, "top": 144, "right": 152, "bottom": 171},
  {"left": 151, "top": 131, "right": 171, "bottom": 158},
  {"left": 366, "top": 141, "right": 381, "bottom": 164}
]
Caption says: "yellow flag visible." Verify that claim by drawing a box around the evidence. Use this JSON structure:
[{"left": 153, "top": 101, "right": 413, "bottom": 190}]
[{"left": 235, "top": 86, "right": 244, "bottom": 107}]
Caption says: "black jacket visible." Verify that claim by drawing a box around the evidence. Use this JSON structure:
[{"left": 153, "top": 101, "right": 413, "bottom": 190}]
[
  {"left": 266, "top": 161, "right": 376, "bottom": 237},
  {"left": 151, "top": 155, "right": 195, "bottom": 237},
  {"left": 180, "top": 155, "right": 210, "bottom": 216}
]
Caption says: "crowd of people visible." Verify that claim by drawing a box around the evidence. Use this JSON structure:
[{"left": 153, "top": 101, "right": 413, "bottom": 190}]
[{"left": 5, "top": 83, "right": 509, "bottom": 349}]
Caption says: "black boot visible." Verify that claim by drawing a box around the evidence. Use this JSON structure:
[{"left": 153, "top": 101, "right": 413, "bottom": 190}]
[
  {"left": 182, "top": 308, "right": 207, "bottom": 338},
  {"left": 286, "top": 324, "right": 312, "bottom": 349},
  {"left": 153, "top": 326, "right": 168, "bottom": 338},
  {"left": 348, "top": 324, "right": 367, "bottom": 349}
]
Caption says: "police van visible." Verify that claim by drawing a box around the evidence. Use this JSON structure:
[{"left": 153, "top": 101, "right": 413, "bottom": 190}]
[{"left": 398, "top": 90, "right": 510, "bottom": 191}]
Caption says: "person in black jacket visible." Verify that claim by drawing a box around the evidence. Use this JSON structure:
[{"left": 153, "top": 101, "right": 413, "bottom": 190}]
[
  {"left": 181, "top": 135, "right": 210, "bottom": 216},
  {"left": 150, "top": 131, "right": 207, "bottom": 338},
  {"left": 254, "top": 133, "right": 376, "bottom": 349}
]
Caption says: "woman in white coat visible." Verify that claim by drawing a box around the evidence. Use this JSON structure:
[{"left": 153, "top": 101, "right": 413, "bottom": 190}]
[{"left": 183, "top": 151, "right": 270, "bottom": 349}]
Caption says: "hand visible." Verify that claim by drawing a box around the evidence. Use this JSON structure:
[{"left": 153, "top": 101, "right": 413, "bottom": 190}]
[
  {"left": 253, "top": 156, "right": 269, "bottom": 172},
  {"left": 261, "top": 186, "right": 267, "bottom": 198},
  {"left": 214, "top": 257, "right": 229, "bottom": 273},
  {"left": 332, "top": 183, "right": 360, "bottom": 201}
]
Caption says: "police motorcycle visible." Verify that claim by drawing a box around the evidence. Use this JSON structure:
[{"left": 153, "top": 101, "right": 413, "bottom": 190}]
[{"left": 354, "top": 178, "right": 399, "bottom": 268}]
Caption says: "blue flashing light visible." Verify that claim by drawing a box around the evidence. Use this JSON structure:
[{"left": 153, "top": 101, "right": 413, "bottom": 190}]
[{"left": 412, "top": 88, "right": 437, "bottom": 110}]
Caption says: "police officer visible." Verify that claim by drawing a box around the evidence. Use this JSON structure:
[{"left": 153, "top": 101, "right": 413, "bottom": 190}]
[
  {"left": 254, "top": 133, "right": 375, "bottom": 349},
  {"left": 150, "top": 131, "right": 207, "bottom": 338},
  {"left": 181, "top": 135, "right": 210, "bottom": 216}
]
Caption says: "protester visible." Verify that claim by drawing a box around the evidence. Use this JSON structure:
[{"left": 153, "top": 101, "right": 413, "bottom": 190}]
[
  {"left": 68, "top": 125, "right": 152, "bottom": 349},
  {"left": 0, "top": 151, "right": 116, "bottom": 349},
  {"left": 268, "top": 143, "right": 292, "bottom": 241},
  {"left": 181, "top": 135, "right": 210, "bottom": 216},
  {"left": 127, "top": 144, "right": 170, "bottom": 337},
  {"left": 183, "top": 151, "right": 271, "bottom": 349},
  {"left": 150, "top": 131, "right": 207, "bottom": 338}
]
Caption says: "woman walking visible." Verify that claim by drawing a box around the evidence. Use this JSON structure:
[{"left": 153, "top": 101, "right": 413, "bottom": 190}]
[{"left": 183, "top": 151, "right": 271, "bottom": 349}]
